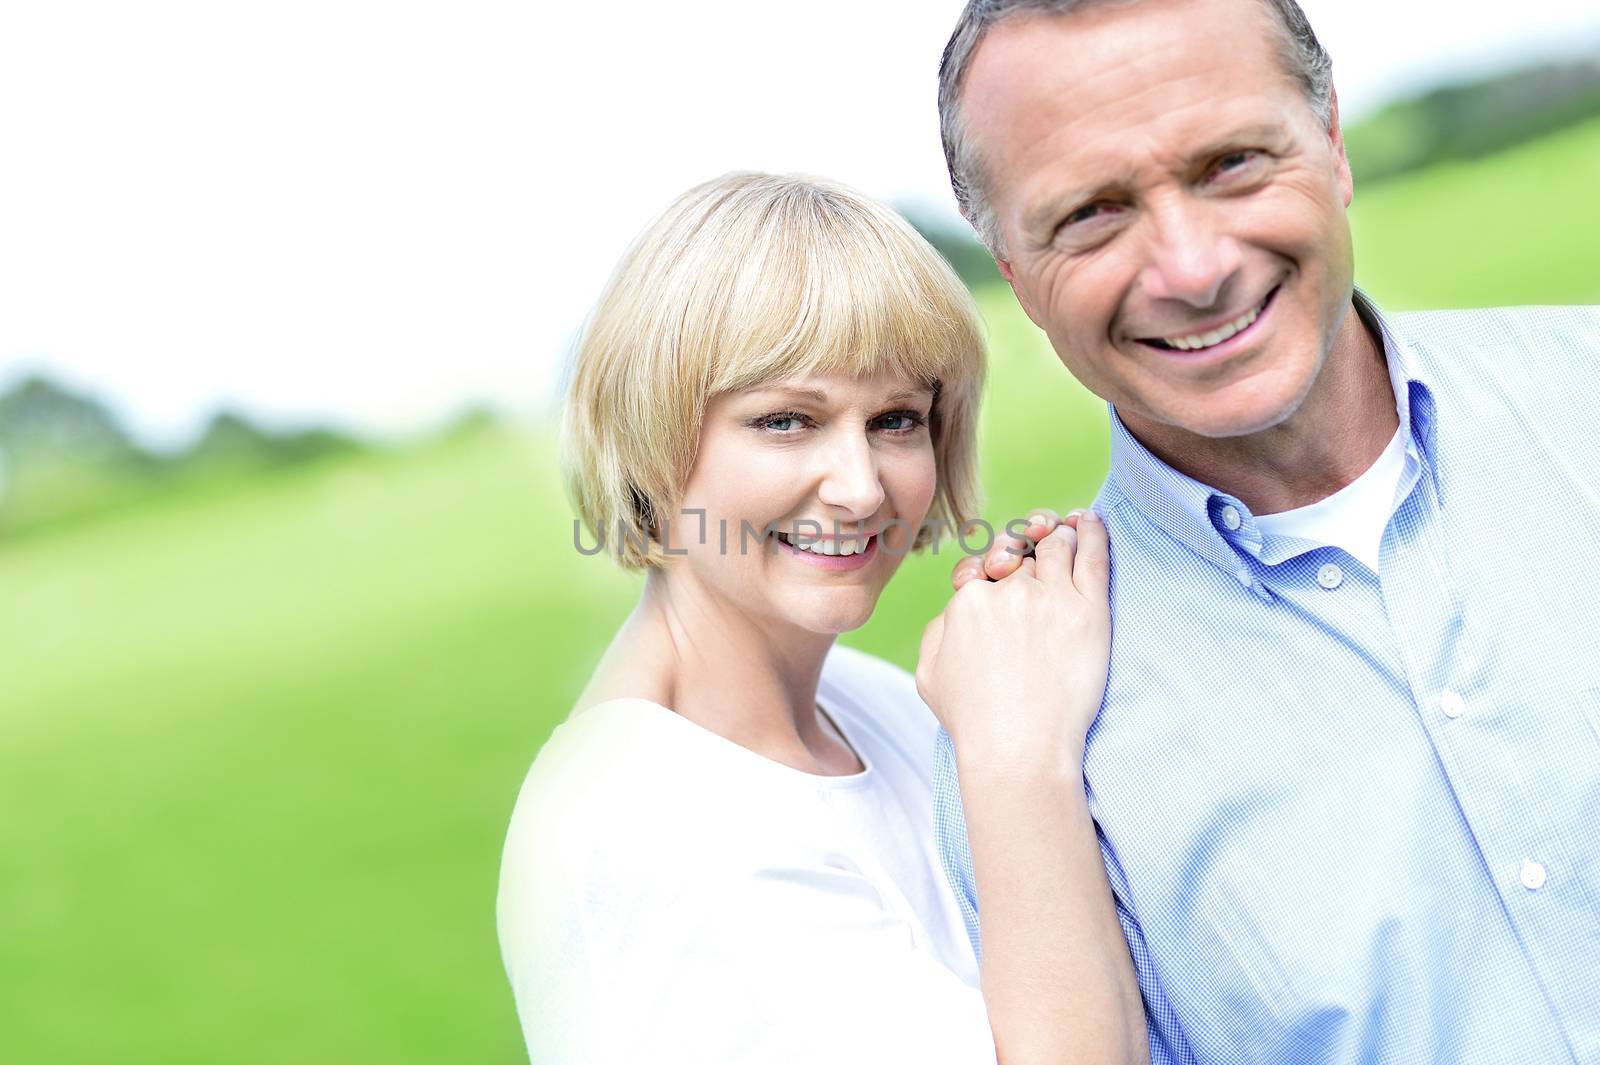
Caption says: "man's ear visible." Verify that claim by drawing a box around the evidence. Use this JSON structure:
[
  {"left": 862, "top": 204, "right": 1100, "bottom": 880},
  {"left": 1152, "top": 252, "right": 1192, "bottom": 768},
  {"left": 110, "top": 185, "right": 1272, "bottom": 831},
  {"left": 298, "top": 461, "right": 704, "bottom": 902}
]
[
  {"left": 958, "top": 206, "right": 1045, "bottom": 327},
  {"left": 994, "top": 255, "right": 1045, "bottom": 328},
  {"left": 1326, "top": 85, "right": 1354, "bottom": 208}
]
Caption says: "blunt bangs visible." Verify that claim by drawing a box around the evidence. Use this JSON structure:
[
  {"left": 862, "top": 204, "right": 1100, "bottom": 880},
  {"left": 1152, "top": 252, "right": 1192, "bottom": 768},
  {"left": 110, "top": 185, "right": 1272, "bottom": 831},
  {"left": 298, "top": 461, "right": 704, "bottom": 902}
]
[{"left": 702, "top": 182, "right": 982, "bottom": 403}]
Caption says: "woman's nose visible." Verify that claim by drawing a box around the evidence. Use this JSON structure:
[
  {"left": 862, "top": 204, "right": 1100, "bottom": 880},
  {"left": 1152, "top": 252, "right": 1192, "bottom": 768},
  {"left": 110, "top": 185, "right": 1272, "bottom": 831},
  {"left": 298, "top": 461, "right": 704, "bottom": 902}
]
[{"left": 815, "top": 431, "right": 885, "bottom": 519}]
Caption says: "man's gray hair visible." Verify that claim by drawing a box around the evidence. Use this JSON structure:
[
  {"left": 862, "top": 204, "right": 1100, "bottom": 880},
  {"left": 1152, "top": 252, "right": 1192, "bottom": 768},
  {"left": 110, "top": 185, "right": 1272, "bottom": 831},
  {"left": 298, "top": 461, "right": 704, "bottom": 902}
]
[{"left": 938, "top": 0, "right": 1334, "bottom": 254}]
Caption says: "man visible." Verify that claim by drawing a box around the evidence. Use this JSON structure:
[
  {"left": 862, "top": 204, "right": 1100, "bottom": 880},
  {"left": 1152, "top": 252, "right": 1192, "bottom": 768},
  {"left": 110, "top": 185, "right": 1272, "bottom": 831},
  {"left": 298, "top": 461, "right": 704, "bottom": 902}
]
[{"left": 928, "top": 0, "right": 1600, "bottom": 1061}]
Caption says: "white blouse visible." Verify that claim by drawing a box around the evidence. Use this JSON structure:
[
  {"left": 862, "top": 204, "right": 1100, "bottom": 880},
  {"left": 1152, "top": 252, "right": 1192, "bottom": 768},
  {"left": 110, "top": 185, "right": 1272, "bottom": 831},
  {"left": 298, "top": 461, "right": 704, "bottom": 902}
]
[{"left": 496, "top": 643, "right": 995, "bottom": 1064}]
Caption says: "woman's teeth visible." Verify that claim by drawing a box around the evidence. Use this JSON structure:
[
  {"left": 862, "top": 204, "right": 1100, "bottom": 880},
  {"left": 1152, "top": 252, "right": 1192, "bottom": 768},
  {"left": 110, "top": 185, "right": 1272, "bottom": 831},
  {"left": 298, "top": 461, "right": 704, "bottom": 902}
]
[
  {"left": 775, "top": 532, "right": 872, "bottom": 556},
  {"left": 1159, "top": 295, "right": 1267, "bottom": 351}
]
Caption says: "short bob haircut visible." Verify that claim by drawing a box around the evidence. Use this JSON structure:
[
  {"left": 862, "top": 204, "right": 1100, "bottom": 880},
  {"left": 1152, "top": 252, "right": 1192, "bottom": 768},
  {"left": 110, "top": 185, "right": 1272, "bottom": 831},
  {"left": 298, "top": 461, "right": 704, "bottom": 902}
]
[{"left": 561, "top": 171, "right": 987, "bottom": 571}]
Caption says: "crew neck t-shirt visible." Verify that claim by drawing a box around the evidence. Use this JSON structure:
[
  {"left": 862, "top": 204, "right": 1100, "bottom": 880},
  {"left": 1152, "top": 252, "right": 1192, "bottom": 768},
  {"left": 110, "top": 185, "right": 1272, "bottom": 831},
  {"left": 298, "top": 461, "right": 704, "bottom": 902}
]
[
  {"left": 1252, "top": 423, "right": 1408, "bottom": 572},
  {"left": 496, "top": 643, "right": 995, "bottom": 1065}
]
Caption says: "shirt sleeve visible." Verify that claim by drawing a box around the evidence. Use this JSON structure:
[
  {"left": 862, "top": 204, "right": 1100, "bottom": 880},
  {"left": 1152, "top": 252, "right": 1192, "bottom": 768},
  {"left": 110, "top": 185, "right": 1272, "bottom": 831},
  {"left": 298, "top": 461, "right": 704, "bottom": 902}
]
[
  {"left": 934, "top": 725, "right": 1198, "bottom": 1065},
  {"left": 505, "top": 850, "right": 1000, "bottom": 1065},
  {"left": 1099, "top": 840, "right": 1198, "bottom": 1065},
  {"left": 932, "top": 725, "right": 983, "bottom": 960}
]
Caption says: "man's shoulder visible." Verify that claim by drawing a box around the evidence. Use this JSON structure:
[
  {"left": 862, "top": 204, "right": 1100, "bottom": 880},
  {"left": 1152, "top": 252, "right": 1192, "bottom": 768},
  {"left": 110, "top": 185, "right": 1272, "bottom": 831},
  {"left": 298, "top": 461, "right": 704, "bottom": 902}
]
[
  {"left": 1391, "top": 303, "right": 1600, "bottom": 361},
  {"left": 1387, "top": 304, "right": 1600, "bottom": 429}
]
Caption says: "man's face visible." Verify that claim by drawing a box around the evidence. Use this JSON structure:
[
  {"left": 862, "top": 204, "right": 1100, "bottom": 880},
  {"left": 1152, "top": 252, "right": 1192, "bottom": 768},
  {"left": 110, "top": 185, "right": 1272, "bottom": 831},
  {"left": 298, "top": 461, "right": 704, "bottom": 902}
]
[{"left": 963, "top": 0, "right": 1356, "bottom": 440}]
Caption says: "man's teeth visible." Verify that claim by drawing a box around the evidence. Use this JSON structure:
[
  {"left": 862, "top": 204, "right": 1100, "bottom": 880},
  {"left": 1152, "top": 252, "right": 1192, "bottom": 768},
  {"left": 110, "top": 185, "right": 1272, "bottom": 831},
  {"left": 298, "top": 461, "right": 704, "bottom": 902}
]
[
  {"left": 1161, "top": 300, "right": 1264, "bottom": 351},
  {"left": 776, "top": 533, "right": 871, "bottom": 556}
]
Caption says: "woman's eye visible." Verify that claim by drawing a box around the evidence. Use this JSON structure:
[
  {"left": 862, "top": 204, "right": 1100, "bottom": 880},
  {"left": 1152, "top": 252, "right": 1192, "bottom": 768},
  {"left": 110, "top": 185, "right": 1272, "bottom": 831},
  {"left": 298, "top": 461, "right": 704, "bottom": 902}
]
[
  {"left": 875, "top": 411, "right": 927, "bottom": 433},
  {"left": 751, "top": 411, "right": 810, "bottom": 433}
]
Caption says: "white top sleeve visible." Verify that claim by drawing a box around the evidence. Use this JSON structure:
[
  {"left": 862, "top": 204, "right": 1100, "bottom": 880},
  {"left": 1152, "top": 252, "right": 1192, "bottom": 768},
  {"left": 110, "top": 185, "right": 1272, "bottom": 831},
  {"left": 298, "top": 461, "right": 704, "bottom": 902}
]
[{"left": 497, "top": 645, "right": 996, "bottom": 1065}]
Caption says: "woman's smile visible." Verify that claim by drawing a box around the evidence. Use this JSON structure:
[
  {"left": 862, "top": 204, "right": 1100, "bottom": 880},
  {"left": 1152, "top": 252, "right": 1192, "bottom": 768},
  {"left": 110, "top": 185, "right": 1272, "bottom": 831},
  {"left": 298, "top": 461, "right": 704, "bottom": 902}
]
[{"left": 770, "top": 531, "right": 880, "bottom": 571}]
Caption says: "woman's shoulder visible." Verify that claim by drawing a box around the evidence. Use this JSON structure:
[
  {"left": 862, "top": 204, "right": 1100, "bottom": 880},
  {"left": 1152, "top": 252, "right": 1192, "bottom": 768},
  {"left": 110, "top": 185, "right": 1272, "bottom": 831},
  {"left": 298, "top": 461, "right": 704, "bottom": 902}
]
[
  {"left": 496, "top": 698, "right": 824, "bottom": 915},
  {"left": 494, "top": 696, "right": 897, "bottom": 996},
  {"left": 819, "top": 642, "right": 923, "bottom": 709},
  {"left": 499, "top": 698, "right": 729, "bottom": 869},
  {"left": 507, "top": 697, "right": 674, "bottom": 814},
  {"left": 498, "top": 700, "right": 729, "bottom": 978},
  {"left": 819, "top": 643, "right": 939, "bottom": 770}
]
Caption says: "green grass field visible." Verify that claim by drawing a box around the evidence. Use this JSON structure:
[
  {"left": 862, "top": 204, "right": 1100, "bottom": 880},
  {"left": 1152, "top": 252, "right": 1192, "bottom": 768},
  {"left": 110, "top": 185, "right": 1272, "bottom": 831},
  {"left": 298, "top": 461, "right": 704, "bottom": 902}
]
[
  {"left": 3, "top": 120, "right": 1597, "bottom": 1063},
  {"left": 1351, "top": 116, "right": 1600, "bottom": 309}
]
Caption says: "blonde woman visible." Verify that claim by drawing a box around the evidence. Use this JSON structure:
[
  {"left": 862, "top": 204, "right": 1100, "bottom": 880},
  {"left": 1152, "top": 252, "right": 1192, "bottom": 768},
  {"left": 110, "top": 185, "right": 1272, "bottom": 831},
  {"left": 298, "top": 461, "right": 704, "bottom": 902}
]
[{"left": 497, "top": 173, "right": 1147, "bottom": 1064}]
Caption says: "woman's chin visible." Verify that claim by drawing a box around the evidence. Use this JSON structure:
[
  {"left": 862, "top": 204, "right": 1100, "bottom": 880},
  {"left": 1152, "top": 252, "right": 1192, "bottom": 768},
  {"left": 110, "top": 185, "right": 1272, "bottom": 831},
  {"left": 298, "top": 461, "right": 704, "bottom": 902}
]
[{"left": 780, "top": 596, "right": 881, "bottom": 638}]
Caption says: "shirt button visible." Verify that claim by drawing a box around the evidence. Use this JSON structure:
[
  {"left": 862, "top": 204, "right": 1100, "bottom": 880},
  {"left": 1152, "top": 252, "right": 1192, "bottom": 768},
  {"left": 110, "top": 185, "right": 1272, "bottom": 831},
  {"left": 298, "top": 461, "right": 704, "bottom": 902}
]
[
  {"left": 1520, "top": 860, "right": 1548, "bottom": 891},
  {"left": 1439, "top": 690, "right": 1466, "bottom": 719},
  {"left": 1317, "top": 563, "right": 1343, "bottom": 590},
  {"left": 1236, "top": 567, "right": 1252, "bottom": 587},
  {"left": 1220, "top": 505, "right": 1242, "bottom": 531}
]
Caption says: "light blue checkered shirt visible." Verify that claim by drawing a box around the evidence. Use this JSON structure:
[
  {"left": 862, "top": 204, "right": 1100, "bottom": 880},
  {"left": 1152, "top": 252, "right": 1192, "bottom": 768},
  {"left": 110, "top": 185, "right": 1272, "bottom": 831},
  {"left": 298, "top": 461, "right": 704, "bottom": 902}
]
[{"left": 933, "top": 296, "right": 1600, "bottom": 1064}]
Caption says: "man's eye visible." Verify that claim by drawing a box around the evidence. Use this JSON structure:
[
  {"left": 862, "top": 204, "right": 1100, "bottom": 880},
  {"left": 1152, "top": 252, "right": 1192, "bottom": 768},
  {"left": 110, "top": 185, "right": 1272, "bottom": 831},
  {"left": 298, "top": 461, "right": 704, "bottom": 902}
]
[
  {"left": 1064, "top": 203, "right": 1103, "bottom": 226},
  {"left": 1211, "top": 151, "right": 1260, "bottom": 178}
]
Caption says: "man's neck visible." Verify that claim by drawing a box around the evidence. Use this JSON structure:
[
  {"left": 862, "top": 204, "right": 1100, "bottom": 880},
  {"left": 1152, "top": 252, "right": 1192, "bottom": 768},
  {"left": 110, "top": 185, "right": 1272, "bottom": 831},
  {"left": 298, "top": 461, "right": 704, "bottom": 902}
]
[{"left": 1121, "top": 300, "right": 1398, "bottom": 516}]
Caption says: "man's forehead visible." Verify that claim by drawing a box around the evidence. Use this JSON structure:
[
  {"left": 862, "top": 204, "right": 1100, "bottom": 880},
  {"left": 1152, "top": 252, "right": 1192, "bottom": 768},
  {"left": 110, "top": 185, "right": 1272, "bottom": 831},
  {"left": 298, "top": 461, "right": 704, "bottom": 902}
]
[
  {"left": 961, "top": 0, "right": 1300, "bottom": 190},
  {"left": 963, "top": 0, "right": 1285, "bottom": 119}
]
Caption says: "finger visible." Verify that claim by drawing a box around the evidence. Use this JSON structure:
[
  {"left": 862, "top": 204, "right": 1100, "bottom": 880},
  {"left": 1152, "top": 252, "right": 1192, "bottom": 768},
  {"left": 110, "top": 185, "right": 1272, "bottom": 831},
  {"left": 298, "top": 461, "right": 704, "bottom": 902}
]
[
  {"left": 1023, "top": 507, "right": 1062, "bottom": 541},
  {"left": 1032, "top": 521, "right": 1079, "bottom": 585},
  {"left": 1013, "top": 555, "right": 1038, "bottom": 581},
  {"left": 951, "top": 554, "right": 986, "bottom": 591},
  {"left": 1072, "top": 508, "right": 1110, "bottom": 599},
  {"left": 984, "top": 535, "right": 1030, "bottom": 580}
]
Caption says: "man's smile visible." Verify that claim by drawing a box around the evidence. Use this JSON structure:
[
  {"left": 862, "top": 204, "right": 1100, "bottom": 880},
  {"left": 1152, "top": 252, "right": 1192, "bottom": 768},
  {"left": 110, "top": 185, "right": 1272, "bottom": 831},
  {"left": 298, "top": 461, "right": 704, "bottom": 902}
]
[{"left": 1134, "top": 284, "right": 1281, "bottom": 354}]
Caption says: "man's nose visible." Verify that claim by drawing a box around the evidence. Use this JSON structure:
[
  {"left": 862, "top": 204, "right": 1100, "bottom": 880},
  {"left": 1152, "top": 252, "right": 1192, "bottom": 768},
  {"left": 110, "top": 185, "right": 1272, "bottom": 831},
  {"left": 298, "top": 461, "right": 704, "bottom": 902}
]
[
  {"left": 815, "top": 431, "right": 886, "bottom": 520},
  {"left": 1137, "top": 197, "right": 1243, "bottom": 310}
]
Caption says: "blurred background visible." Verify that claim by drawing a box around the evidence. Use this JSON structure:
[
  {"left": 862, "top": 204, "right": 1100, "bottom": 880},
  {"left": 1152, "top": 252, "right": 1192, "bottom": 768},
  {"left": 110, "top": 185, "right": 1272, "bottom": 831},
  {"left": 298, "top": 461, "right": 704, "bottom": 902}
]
[{"left": 3, "top": 1, "right": 1598, "bottom": 1061}]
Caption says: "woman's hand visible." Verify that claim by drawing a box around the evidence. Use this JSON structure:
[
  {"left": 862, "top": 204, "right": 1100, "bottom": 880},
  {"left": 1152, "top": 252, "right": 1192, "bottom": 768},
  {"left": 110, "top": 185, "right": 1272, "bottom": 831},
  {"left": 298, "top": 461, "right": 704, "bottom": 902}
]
[
  {"left": 951, "top": 506, "right": 1080, "bottom": 590},
  {"left": 915, "top": 511, "right": 1110, "bottom": 775},
  {"left": 919, "top": 509, "right": 1149, "bottom": 1065}
]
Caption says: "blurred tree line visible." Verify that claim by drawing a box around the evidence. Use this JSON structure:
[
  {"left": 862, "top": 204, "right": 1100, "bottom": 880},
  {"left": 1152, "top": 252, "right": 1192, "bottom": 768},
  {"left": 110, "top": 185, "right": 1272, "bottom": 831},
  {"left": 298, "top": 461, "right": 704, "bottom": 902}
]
[
  {"left": 1329, "top": 58, "right": 1599, "bottom": 185},
  {"left": 0, "top": 374, "right": 514, "bottom": 539},
  {"left": 0, "top": 375, "right": 505, "bottom": 541},
  {"left": 0, "top": 375, "right": 363, "bottom": 538}
]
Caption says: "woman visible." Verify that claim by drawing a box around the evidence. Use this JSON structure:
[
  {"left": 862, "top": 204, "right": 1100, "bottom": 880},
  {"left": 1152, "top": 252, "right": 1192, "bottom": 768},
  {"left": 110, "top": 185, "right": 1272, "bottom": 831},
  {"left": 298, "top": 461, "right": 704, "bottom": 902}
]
[{"left": 497, "top": 172, "right": 1147, "bottom": 1064}]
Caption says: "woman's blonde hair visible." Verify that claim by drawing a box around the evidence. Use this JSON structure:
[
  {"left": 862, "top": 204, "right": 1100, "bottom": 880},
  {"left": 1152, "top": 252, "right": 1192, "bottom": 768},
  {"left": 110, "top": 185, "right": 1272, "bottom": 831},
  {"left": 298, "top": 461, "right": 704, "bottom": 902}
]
[{"left": 561, "top": 171, "right": 986, "bottom": 570}]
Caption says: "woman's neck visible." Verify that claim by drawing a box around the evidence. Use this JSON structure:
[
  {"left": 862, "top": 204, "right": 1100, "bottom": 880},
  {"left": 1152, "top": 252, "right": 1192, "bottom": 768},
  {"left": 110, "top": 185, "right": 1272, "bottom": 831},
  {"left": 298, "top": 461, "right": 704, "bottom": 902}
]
[{"left": 584, "top": 568, "right": 862, "bottom": 776}]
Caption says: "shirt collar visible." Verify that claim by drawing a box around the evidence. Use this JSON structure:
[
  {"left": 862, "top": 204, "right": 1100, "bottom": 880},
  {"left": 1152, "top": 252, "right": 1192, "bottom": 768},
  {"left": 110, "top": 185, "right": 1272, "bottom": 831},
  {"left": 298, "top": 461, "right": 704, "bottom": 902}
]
[{"left": 1106, "top": 288, "right": 1440, "bottom": 581}]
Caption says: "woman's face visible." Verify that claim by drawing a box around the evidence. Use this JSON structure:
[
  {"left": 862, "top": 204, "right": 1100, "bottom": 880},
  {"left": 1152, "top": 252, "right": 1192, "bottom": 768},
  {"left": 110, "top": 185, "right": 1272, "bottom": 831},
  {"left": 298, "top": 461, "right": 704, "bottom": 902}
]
[{"left": 664, "top": 370, "right": 938, "bottom": 636}]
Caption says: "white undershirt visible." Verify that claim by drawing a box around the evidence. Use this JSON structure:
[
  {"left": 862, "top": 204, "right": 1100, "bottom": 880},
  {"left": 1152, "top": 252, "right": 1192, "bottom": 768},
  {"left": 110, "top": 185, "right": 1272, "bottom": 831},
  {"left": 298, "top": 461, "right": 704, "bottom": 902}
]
[
  {"left": 1253, "top": 423, "right": 1408, "bottom": 572},
  {"left": 496, "top": 643, "right": 995, "bottom": 1065}
]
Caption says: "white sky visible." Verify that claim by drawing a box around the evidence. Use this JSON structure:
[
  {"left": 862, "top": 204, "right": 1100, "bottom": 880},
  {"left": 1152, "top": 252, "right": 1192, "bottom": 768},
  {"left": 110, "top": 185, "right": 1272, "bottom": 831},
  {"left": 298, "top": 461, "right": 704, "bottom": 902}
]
[{"left": 3, "top": 1, "right": 1598, "bottom": 452}]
